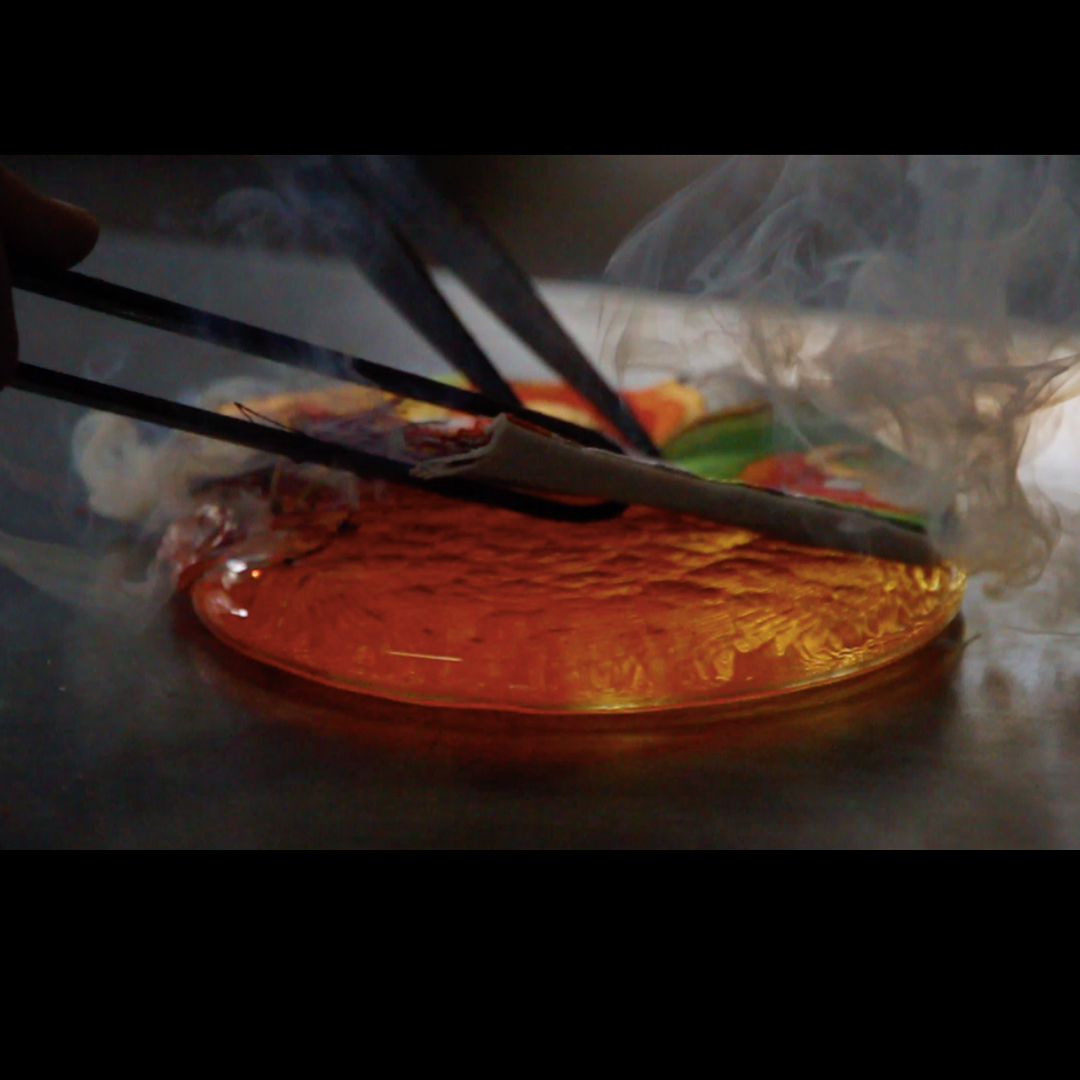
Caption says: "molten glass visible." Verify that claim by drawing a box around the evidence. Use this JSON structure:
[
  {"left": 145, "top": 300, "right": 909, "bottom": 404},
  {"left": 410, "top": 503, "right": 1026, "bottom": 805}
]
[{"left": 182, "top": 380, "right": 964, "bottom": 712}]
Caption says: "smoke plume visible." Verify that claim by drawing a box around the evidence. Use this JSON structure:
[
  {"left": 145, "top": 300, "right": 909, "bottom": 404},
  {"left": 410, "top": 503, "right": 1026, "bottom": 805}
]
[
  {"left": 603, "top": 155, "right": 1080, "bottom": 586},
  {"left": 5, "top": 155, "right": 1080, "bottom": 626}
]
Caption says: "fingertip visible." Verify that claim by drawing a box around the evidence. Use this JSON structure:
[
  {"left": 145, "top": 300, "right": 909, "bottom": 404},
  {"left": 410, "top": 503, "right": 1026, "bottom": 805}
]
[
  {"left": 0, "top": 165, "right": 101, "bottom": 271},
  {"left": 48, "top": 200, "right": 101, "bottom": 268}
]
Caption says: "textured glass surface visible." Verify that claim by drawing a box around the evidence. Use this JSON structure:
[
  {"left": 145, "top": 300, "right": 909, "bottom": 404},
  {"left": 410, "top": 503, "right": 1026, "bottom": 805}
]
[{"left": 190, "top": 485, "right": 965, "bottom": 713}]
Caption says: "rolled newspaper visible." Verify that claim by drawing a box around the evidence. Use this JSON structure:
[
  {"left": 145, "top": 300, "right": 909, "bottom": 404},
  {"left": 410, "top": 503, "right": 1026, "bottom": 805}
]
[{"left": 413, "top": 415, "right": 939, "bottom": 567}]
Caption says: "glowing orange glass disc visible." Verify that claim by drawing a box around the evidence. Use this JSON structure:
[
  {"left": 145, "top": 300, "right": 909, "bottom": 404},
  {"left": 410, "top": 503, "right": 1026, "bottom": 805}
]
[
  {"left": 189, "top": 485, "right": 964, "bottom": 713},
  {"left": 177, "top": 379, "right": 964, "bottom": 712}
]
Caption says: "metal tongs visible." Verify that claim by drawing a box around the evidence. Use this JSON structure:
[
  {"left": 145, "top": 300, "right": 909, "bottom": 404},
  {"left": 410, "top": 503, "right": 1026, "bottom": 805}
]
[
  {"left": 8, "top": 157, "right": 938, "bottom": 565},
  {"left": 10, "top": 155, "right": 662, "bottom": 523}
]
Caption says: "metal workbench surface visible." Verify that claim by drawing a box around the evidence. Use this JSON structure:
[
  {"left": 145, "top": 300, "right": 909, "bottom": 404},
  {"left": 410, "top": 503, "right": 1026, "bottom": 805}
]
[{"left": 1, "top": 235, "right": 1078, "bottom": 849}]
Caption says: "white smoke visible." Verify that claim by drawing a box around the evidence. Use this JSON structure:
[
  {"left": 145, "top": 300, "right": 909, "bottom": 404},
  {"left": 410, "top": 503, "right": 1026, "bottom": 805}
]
[
  {"left": 7, "top": 155, "right": 1080, "bottom": 628},
  {"left": 603, "top": 155, "right": 1080, "bottom": 587}
]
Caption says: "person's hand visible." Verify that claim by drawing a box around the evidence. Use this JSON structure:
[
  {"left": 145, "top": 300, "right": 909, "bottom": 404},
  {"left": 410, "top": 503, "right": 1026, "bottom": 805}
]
[{"left": 0, "top": 164, "right": 100, "bottom": 389}]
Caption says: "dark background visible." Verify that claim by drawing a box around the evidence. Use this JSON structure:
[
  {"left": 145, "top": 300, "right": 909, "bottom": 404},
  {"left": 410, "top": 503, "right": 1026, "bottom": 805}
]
[{"left": 2, "top": 155, "right": 727, "bottom": 280}]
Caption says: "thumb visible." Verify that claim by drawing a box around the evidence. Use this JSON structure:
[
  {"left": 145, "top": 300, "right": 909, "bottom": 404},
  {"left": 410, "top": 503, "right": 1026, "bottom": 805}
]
[{"left": 0, "top": 164, "right": 99, "bottom": 270}]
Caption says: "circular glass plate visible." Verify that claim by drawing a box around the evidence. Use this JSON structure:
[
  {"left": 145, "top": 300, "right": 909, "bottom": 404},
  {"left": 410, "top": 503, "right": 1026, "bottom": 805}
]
[{"left": 190, "top": 485, "right": 965, "bottom": 713}]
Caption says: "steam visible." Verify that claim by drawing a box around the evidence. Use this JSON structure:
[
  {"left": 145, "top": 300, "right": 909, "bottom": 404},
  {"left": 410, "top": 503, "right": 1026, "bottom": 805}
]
[
  {"left": 5, "top": 154, "right": 1080, "bottom": 629},
  {"left": 604, "top": 155, "right": 1080, "bottom": 586},
  {"left": 0, "top": 529, "right": 174, "bottom": 626},
  {"left": 72, "top": 376, "right": 316, "bottom": 528},
  {"left": 208, "top": 189, "right": 305, "bottom": 250},
  {"left": 0, "top": 371, "right": 340, "bottom": 627}
]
